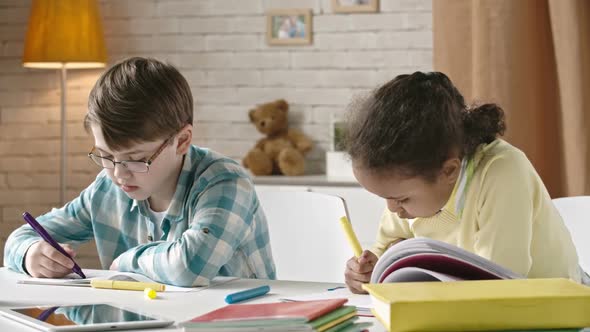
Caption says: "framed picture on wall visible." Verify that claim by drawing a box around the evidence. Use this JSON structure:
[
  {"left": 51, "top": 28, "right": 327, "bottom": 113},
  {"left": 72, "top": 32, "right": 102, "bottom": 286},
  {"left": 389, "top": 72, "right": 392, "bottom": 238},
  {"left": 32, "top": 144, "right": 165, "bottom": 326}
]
[
  {"left": 332, "top": 0, "right": 379, "bottom": 13},
  {"left": 266, "top": 9, "right": 312, "bottom": 46}
]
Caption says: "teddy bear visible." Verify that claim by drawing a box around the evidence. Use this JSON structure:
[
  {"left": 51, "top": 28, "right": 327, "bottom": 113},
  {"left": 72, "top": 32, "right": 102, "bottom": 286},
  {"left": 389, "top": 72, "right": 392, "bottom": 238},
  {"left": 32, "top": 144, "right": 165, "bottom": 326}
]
[{"left": 243, "top": 99, "right": 313, "bottom": 176}]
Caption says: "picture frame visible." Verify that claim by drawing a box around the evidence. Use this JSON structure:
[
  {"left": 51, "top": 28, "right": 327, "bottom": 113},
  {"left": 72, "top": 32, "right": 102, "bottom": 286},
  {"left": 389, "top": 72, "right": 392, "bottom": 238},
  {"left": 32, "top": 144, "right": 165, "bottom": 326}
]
[
  {"left": 266, "top": 9, "right": 312, "bottom": 46},
  {"left": 332, "top": 0, "right": 379, "bottom": 13}
]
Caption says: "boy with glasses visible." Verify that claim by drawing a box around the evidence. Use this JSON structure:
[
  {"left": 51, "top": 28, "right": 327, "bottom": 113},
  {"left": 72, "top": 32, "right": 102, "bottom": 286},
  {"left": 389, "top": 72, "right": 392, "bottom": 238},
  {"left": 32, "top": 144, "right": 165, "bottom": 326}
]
[{"left": 4, "top": 57, "right": 276, "bottom": 286}]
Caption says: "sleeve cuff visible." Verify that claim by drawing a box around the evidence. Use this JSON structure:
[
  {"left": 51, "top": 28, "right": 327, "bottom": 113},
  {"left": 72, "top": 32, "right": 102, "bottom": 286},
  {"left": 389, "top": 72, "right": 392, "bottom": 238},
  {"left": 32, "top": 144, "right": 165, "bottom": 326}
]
[
  {"left": 12, "top": 238, "right": 41, "bottom": 275},
  {"left": 113, "top": 251, "right": 133, "bottom": 272}
]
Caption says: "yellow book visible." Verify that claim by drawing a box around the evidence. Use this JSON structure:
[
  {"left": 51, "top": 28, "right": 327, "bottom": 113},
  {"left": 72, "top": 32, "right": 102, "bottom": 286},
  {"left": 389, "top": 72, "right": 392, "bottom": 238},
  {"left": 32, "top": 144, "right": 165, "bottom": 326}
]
[{"left": 363, "top": 278, "right": 590, "bottom": 332}]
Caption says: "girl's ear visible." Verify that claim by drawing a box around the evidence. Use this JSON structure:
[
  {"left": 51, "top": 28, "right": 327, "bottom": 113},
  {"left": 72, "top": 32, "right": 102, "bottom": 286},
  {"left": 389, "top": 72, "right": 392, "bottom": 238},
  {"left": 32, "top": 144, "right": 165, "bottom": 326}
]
[
  {"left": 441, "top": 157, "right": 462, "bottom": 184},
  {"left": 175, "top": 124, "right": 193, "bottom": 155}
]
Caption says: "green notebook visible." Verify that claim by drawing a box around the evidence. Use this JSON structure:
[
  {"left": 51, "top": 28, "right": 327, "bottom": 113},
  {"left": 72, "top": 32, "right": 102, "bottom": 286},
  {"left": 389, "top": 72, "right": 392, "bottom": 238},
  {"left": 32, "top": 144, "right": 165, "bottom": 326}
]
[
  {"left": 310, "top": 305, "right": 356, "bottom": 330},
  {"left": 324, "top": 317, "right": 358, "bottom": 332},
  {"left": 327, "top": 319, "right": 372, "bottom": 332}
]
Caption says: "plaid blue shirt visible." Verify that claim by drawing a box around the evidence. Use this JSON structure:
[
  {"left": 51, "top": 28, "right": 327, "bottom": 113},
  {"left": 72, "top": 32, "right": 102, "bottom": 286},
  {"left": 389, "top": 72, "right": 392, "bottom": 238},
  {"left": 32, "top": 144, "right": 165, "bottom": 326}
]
[{"left": 4, "top": 145, "right": 276, "bottom": 286}]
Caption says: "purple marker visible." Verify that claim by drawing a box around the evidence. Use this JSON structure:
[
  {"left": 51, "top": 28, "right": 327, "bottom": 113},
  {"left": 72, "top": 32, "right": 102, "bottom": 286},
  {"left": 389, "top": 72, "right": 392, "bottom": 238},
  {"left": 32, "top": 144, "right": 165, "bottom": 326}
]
[
  {"left": 37, "top": 306, "right": 59, "bottom": 321},
  {"left": 22, "top": 212, "right": 86, "bottom": 279}
]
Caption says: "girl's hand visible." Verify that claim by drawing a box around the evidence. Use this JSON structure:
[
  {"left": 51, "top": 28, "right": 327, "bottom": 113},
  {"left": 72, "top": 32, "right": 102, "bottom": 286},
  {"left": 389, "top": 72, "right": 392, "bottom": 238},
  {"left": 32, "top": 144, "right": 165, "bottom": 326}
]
[
  {"left": 24, "top": 241, "right": 77, "bottom": 278},
  {"left": 344, "top": 250, "right": 378, "bottom": 294}
]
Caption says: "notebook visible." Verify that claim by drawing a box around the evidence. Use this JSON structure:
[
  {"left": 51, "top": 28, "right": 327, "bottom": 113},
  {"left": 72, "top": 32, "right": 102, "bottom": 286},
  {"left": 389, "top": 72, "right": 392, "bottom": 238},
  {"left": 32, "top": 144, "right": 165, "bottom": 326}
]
[
  {"left": 308, "top": 306, "right": 356, "bottom": 331},
  {"left": 17, "top": 270, "right": 237, "bottom": 293},
  {"left": 280, "top": 287, "right": 373, "bottom": 316},
  {"left": 371, "top": 237, "right": 523, "bottom": 283},
  {"left": 180, "top": 299, "right": 370, "bottom": 331},
  {"left": 363, "top": 278, "right": 590, "bottom": 332}
]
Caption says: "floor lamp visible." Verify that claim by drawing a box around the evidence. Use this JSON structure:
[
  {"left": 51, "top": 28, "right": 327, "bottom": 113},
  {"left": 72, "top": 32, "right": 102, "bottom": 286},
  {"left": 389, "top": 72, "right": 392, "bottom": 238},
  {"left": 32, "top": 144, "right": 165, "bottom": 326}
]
[{"left": 22, "top": 0, "right": 107, "bottom": 205}]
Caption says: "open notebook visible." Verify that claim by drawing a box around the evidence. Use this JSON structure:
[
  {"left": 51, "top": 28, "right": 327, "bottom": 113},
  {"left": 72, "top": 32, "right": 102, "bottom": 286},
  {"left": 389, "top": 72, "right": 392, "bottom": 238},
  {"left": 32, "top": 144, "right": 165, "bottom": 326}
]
[
  {"left": 17, "top": 270, "right": 237, "bottom": 292},
  {"left": 281, "top": 238, "right": 523, "bottom": 317},
  {"left": 370, "top": 237, "right": 523, "bottom": 283}
]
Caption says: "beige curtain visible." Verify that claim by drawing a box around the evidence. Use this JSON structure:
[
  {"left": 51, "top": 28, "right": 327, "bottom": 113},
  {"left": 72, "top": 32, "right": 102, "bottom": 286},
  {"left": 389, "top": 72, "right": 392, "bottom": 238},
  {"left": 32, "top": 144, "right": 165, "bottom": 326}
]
[{"left": 433, "top": 0, "right": 590, "bottom": 197}]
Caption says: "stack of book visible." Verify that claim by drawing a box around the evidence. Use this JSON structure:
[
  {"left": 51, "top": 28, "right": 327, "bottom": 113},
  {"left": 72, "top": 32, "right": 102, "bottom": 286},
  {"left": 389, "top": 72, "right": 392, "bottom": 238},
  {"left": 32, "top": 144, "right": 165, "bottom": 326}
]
[{"left": 180, "top": 298, "right": 372, "bottom": 331}]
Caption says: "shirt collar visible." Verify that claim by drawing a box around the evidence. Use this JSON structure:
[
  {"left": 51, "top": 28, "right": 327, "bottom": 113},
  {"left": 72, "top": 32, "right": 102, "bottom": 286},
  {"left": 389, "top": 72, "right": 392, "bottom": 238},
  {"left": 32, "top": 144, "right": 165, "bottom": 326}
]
[
  {"left": 440, "top": 140, "right": 497, "bottom": 218},
  {"left": 129, "top": 146, "right": 199, "bottom": 223},
  {"left": 441, "top": 156, "right": 474, "bottom": 218}
]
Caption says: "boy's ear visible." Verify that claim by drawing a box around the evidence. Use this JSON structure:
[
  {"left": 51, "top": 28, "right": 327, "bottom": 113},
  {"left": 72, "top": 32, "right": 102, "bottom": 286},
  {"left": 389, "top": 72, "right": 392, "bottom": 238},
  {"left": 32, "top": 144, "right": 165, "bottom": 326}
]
[{"left": 175, "top": 124, "right": 193, "bottom": 155}]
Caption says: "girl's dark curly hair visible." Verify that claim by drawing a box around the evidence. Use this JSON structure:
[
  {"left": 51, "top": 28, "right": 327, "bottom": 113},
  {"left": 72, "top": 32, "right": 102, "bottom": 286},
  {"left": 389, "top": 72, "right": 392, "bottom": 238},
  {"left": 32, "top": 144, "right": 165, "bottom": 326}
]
[{"left": 344, "top": 71, "right": 506, "bottom": 181}]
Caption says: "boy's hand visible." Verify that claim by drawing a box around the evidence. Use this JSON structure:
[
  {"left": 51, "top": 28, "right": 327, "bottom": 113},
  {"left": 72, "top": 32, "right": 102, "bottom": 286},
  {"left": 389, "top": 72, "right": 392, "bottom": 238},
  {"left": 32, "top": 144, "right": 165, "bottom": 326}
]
[
  {"left": 345, "top": 250, "right": 378, "bottom": 294},
  {"left": 24, "top": 241, "right": 77, "bottom": 278},
  {"left": 109, "top": 258, "right": 119, "bottom": 271}
]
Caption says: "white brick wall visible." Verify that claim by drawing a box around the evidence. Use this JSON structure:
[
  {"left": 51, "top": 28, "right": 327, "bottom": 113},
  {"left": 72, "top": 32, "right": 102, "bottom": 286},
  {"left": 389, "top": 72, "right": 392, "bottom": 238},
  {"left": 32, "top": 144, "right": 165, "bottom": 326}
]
[{"left": 0, "top": 0, "right": 432, "bottom": 268}]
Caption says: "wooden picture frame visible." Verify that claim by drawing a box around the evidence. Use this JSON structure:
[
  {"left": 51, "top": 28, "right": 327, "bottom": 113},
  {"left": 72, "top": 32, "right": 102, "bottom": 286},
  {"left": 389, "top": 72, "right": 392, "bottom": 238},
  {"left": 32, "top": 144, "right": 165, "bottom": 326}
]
[
  {"left": 266, "top": 9, "right": 312, "bottom": 46},
  {"left": 332, "top": 0, "right": 379, "bottom": 13}
]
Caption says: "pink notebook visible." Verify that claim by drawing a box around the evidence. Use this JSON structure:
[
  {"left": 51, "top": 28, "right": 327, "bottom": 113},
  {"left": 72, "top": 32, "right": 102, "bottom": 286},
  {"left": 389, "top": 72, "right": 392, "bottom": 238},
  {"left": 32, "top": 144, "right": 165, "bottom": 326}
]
[{"left": 189, "top": 298, "right": 348, "bottom": 323}]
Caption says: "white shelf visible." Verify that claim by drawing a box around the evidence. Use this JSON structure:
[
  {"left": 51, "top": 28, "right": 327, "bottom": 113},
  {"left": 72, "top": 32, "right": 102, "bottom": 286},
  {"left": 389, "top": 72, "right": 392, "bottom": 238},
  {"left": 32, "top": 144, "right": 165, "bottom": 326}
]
[{"left": 252, "top": 174, "right": 360, "bottom": 187}]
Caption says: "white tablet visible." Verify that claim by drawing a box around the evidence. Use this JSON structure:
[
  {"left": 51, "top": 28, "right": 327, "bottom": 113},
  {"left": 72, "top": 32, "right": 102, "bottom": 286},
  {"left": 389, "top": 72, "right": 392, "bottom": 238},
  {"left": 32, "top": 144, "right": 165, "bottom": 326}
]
[{"left": 0, "top": 303, "right": 174, "bottom": 331}]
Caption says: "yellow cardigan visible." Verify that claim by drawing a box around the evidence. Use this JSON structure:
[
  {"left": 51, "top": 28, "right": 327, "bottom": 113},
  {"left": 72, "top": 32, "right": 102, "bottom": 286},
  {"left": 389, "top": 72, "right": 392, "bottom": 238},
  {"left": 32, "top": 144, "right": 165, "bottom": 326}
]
[{"left": 371, "top": 139, "right": 582, "bottom": 282}]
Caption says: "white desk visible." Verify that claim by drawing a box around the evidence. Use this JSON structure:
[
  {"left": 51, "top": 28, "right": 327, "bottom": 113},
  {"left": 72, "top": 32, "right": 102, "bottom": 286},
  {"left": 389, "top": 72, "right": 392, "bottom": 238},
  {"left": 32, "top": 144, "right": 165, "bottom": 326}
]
[{"left": 0, "top": 268, "right": 385, "bottom": 331}]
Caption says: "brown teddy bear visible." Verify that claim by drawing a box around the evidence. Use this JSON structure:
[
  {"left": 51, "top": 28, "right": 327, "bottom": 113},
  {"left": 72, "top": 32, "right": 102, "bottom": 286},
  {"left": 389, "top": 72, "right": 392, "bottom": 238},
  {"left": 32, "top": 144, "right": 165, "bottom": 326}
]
[{"left": 243, "top": 99, "right": 313, "bottom": 176}]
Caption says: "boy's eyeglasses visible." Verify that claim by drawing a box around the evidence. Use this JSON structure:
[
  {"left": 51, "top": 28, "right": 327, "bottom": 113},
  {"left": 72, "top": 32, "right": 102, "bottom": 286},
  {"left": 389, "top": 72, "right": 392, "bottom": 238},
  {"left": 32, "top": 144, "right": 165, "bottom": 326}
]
[{"left": 88, "top": 136, "right": 173, "bottom": 173}]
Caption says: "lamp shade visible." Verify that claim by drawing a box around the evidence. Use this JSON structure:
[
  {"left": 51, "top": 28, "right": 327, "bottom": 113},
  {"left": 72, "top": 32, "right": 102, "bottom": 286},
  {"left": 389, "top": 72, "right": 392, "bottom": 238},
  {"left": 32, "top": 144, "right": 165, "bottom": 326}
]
[{"left": 23, "top": 0, "right": 107, "bottom": 69}]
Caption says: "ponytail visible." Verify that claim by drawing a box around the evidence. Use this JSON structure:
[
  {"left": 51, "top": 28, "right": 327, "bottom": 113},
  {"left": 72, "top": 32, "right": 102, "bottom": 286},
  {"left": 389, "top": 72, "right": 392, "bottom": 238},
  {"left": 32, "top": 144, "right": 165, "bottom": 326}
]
[
  {"left": 462, "top": 103, "right": 506, "bottom": 157},
  {"left": 344, "top": 72, "right": 508, "bottom": 179}
]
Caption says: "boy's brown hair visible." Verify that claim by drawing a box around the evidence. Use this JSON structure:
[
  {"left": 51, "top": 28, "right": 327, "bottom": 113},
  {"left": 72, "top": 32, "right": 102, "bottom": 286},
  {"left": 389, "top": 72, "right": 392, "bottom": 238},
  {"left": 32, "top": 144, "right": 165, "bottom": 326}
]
[{"left": 85, "top": 57, "right": 193, "bottom": 150}]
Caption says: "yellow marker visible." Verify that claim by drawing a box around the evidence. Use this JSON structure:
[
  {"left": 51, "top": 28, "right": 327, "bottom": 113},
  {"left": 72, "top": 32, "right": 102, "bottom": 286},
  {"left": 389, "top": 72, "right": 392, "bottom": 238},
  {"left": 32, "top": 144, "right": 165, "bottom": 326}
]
[
  {"left": 339, "top": 216, "right": 363, "bottom": 258},
  {"left": 144, "top": 287, "right": 157, "bottom": 300},
  {"left": 90, "top": 279, "right": 166, "bottom": 292}
]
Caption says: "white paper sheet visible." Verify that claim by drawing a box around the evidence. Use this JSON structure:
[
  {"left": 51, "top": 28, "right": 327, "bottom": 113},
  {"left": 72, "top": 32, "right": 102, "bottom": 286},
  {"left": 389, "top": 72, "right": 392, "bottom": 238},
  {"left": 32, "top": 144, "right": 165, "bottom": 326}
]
[{"left": 17, "top": 270, "right": 238, "bottom": 293}]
